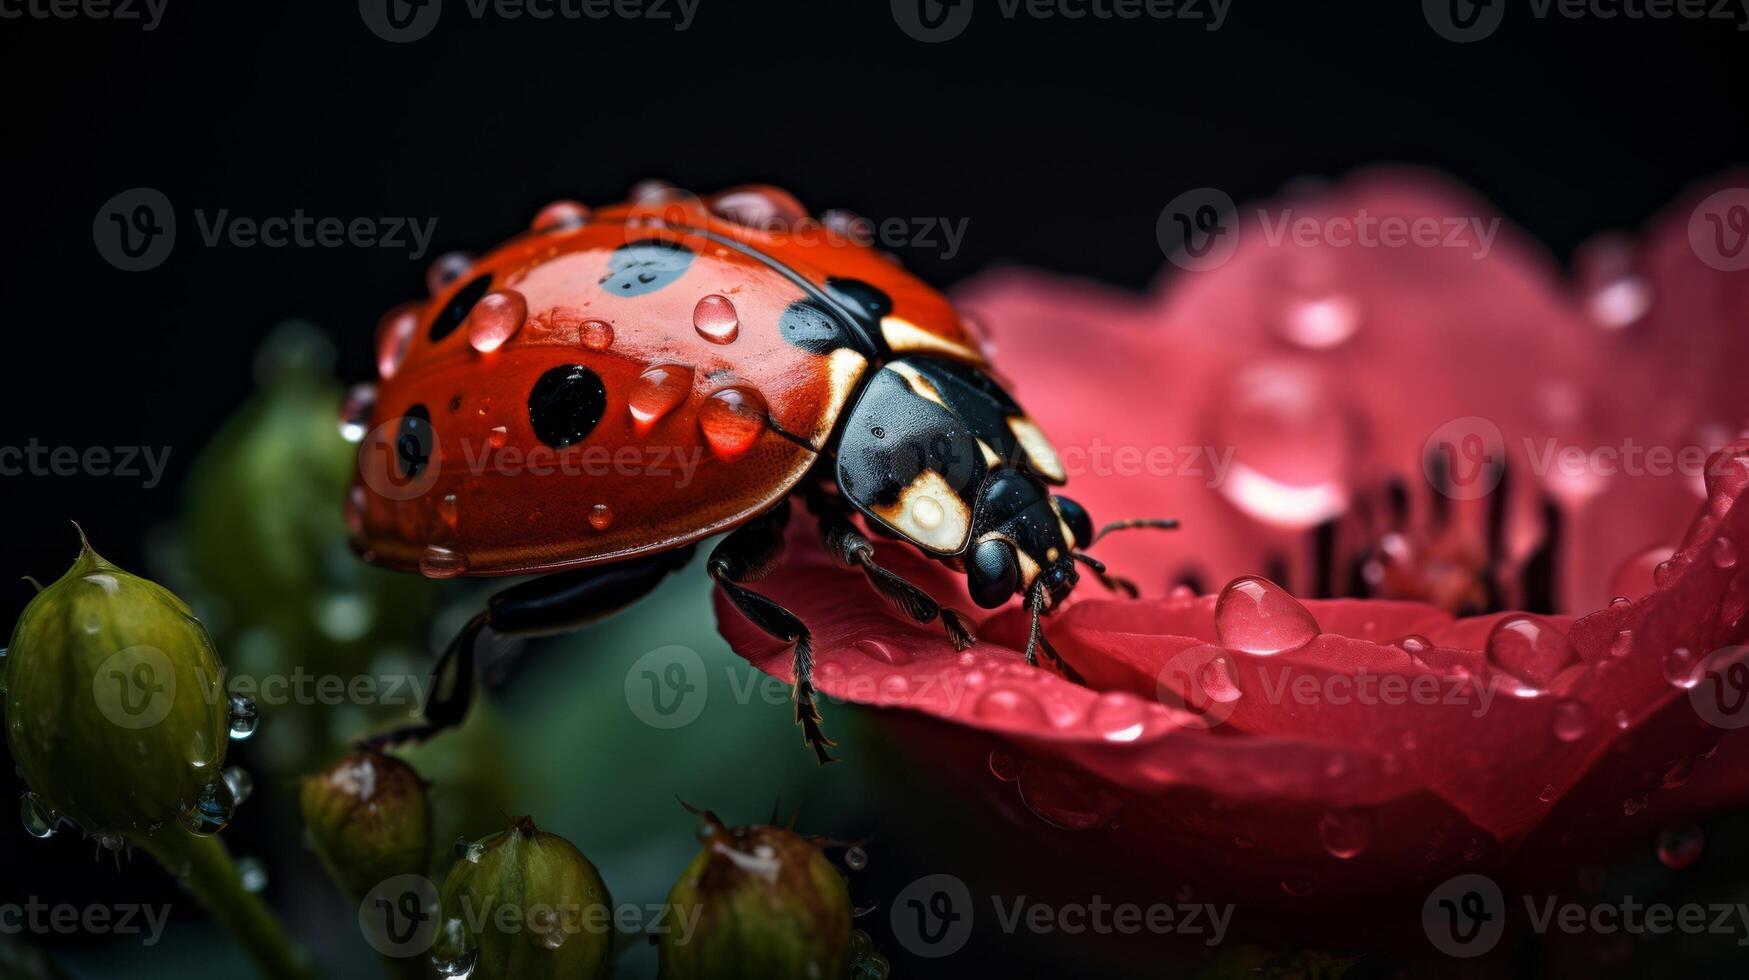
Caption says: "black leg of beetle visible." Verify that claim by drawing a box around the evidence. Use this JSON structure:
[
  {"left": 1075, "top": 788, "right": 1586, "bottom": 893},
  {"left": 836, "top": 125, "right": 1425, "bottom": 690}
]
[
  {"left": 814, "top": 503, "right": 974, "bottom": 651},
  {"left": 1073, "top": 551, "right": 1138, "bottom": 598},
  {"left": 708, "top": 506, "right": 836, "bottom": 764},
  {"left": 1035, "top": 629, "right": 1085, "bottom": 686},
  {"left": 359, "top": 547, "right": 695, "bottom": 750},
  {"left": 1093, "top": 518, "right": 1179, "bottom": 543}
]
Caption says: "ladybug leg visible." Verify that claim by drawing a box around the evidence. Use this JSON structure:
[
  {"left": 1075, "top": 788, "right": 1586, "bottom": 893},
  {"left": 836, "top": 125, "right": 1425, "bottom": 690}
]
[
  {"left": 359, "top": 547, "right": 694, "bottom": 749},
  {"left": 708, "top": 503, "right": 836, "bottom": 765},
  {"left": 811, "top": 499, "right": 975, "bottom": 651}
]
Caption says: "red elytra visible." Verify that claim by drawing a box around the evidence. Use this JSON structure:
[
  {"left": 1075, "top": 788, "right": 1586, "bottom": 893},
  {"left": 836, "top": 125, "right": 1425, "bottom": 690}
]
[{"left": 351, "top": 184, "right": 986, "bottom": 577}]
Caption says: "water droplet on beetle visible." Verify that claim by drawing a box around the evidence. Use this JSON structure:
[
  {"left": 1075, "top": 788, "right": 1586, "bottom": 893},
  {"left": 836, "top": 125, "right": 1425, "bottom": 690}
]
[
  {"left": 628, "top": 364, "right": 692, "bottom": 433},
  {"left": 179, "top": 779, "right": 236, "bottom": 836},
  {"left": 1552, "top": 699, "right": 1590, "bottom": 741},
  {"left": 222, "top": 766, "right": 253, "bottom": 805},
  {"left": 339, "top": 383, "right": 376, "bottom": 444},
  {"left": 579, "top": 318, "right": 614, "bottom": 350},
  {"left": 1318, "top": 809, "right": 1372, "bottom": 859},
  {"left": 531, "top": 199, "right": 589, "bottom": 232},
  {"left": 227, "top": 694, "right": 259, "bottom": 740},
  {"left": 693, "top": 294, "right": 740, "bottom": 344},
  {"left": 466, "top": 289, "right": 528, "bottom": 353},
  {"left": 699, "top": 387, "right": 768, "bottom": 459},
  {"left": 1657, "top": 821, "right": 1704, "bottom": 869},
  {"left": 426, "top": 252, "right": 474, "bottom": 297},
  {"left": 439, "top": 494, "right": 459, "bottom": 530},
  {"left": 20, "top": 793, "right": 56, "bottom": 839},
  {"left": 588, "top": 504, "right": 613, "bottom": 531},
  {"left": 376, "top": 304, "right": 419, "bottom": 380},
  {"left": 419, "top": 545, "right": 468, "bottom": 580},
  {"left": 1214, "top": 575, "right": 1318, "bottom": 655},
  {"left": 487, "top": 425, "right": 509, "bottom": 449}
]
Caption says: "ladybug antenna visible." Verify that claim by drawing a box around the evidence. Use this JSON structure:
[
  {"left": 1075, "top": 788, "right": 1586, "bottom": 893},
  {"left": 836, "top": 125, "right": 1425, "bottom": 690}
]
[
  {"left": 1092, "top": 518, "right": 1179, "bottom": 544},
  {"left": 1074, "top": 552, "right": 1139, "bottom": 598}
]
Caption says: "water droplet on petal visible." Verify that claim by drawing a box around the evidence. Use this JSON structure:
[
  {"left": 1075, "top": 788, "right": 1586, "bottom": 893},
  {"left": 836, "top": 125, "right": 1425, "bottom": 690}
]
[
  {"left": 1713, "top": 537, "right": 1739, "bottom": 569},
  {"left": 237, "top": 856, "right": 268, "bottom": 893},
  {"left": 628, "top": 364, "right": 692, "bottom": 433},
  {"left": 1610, "top": 596, "right": 1632, "bottom": 609},
  {"left": 1214, "top": 575, "right": 1318, "bottom": 655},
  {"left": 1279, "top": 294, "right": 1361, "bottom": 350},
  {"left": 531, "top": 199, "right": 590, "bottom": 232},
  {"left": 1657, "top": 821, "right": 1704, "bottom": 869},
  {"left": 1587, "top": 275, "right": 1652, "bottom": 330},
  {"left": 1207, "top": 363, "right": 1355, "bottom": 529},
  {"left": 1016, "top": 760, "right": 1120, "bottom": 830},
  {"left": 1485, "top": 615, "right": 1573, "bottom": 696},
  {"left": 1086, "top": 692, "right": 1147, "bottom": 742},
  {"left": 587, "top": 504, "right": 614, "bottom": 531},
  {"left": 376, "top": 304, "right": 419, "bottom": 380},
  {"left": 339, "top": 383, "right": 376, "bottom": 443},
  {"left": 1539, "top": 783, "right": 1558, "bottom": 803},
  {"left": 988, "top": 749, "right": 1022, "bottom": 782},
  {"left": 1318, "top": 809, "right": 1372, "bottom": 859},
  {"left": 1399, "top": 634, "right": 1433, "bottom": 657},
  {"left": 466, "top": 289, "right": 528, "bottom": 353},
  {"left": 1610, "top": 629, "right": 1634, "bottom": 658},
  {"left": 227, "top": 694, "right": 259, "bottom": 740},
  {"left": 973, "top": 687, "right": 1047, "bottom": 727},
  {"left": 579, "top": 318, "right": 614, "bottom": 350},
  {"left": 1663, "top": 647, "right": 1701, "bottom": 689},
  {"left": 1552, "top": 699, "right": 1590, "bottom": 741},
  {"left": 699, "top": 387, "right": 768, "bottom": 459},
  {"left": 1611, "top": 546, "right": 1674, "bottom": 600},
  {"left": 20, "top": 793, "right": 56, "bottom": 839},
  {"left": 426, "top": 252, "right": 474, "bottom": 297},
  {"left": 845, "top": 846, "right": 869, "bottom": 871},
  {"left": 1614, "top": 708, "right": 1631, "bottom": 729},
  {"left": 693, "top": 294, "right": 740, "bottom": 344},
  {"left": 419, "top": 545, "right": 468, "bottom": 580},
  {"left": 222, "top": 766, "right": 253, "bottom": 805},
  {"left": 180, "top": 779, "right": 236, "bottom": 836}
]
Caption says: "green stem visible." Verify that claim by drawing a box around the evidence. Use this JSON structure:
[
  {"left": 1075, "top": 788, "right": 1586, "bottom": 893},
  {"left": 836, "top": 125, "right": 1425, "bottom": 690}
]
[{"left": 135, "top": 826, "right": 319, "bottom": 980}]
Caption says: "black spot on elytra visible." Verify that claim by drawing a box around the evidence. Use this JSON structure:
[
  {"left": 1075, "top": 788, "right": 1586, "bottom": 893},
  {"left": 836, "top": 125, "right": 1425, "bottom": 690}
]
[
  {"left": 429, "top": 274, "right": 493, "bottom": 343},
  {"left": 824, "top": 277, "right": 892, "bottom": 328},
  {"left": 599, "top": 239, "right": 694, "bottom": 297},
  {"left": 527, "top": 365, "right": 607, "bottom": 449},
  {"left": 778, "top": 299, "right": 853, "bottom": 355},
  {"left": 395, "top": 405, "right": 434, "bottom": 481}
]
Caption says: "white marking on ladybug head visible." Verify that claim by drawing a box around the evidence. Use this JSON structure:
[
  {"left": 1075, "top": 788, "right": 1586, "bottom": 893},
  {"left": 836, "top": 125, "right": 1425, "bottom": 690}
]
[
  {"left": 880, "top": 316, "right": 982, "bottom": 363},
  {"left": 1007, "top": 416, "right": 1066, "bottom": 483},
  {"left": 885, "top": 360, "right": 947, "bottom": 405},
  {"left": 872, "top": 470, "right": 970, "bottom": 553},
  {"left": 812, "top": 348, "right": 869, "bottom": 448}
]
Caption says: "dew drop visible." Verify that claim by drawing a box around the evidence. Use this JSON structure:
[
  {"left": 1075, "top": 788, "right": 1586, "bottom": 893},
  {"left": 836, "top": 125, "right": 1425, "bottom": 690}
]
[
  {"left": 1610, "top": 629, "right": 1633, "bottom": 658},
  {"left": 426, "top": 252, "right": 475, "bottom": 297},
  {"left": 227, "top": 694, "right": 259, "bottom": 740},
  {"left": 1195, "top": 652, "right": 1244, "bottom": 705},
  {"left": 1214, "top": 575, "right": 1318, "bottom": 655},
  {"left": 439, "top": 494, "right": 459, "bottom": 531},
  {"left": 1318, "top": 809, "right": 1372, "bottom": 859},
  {"left": 466, "top": 289, "right": 528, "bottom": 354},
  {"left": 1713, "top": 537, "right": 1739, "bottom": 569},
  {"left": 179, "top": 779, "right": 237, "bottom": 836},
  {"left": 419, "top": 545, "right": 469, "bottom": 580},
  {"left": 852, "top": 954, "right": 891, "bottom": 980},
  {"left": 628, "top": 364, "right": 693, "bottom": 433},
  {"left": 1609, "top": 596, "right": 1632, "bottom": 609},
  {"left": 588, "top": 504, "right": 614, "bottom": 531},
  {"left": 1614, "top": 708, "right": 1631, "bottom": 729},
  {"left": 1485, "top": 615, "right": 1573, "bottom": 696},
  {"left": 1610, "top": 546, "right": 1674, "bottom": 600},
  {"left": 844, "top": 846, "right": 869, "bottom": 871},
  {"left": 375, "top": 304, "right": 419, "bottom": 380},
  {"left": 1663, "top": 646, "right": 1701, "bottom": 689},
  {"left": 1539, "top": 783, "right": 1558, "bottom": 803},
  {"left": 973, "top": 687, "right": 1048, "bottom": 727},
  {"left": 531, "top": 199, "right": 590, "bottom": 233},
  {"left": 222, "top": 766, "right": 253, "bottom": 806},
  {"left": 487, "top": 425, "right": 509, "bottom": 449},
  {"left": 452, "top": 838, "right": 486, "bottom": 863},
  {"left": 579, "top": 318, "right": 614, "bottom": 350},
  {"left": 432, "top": 947, "right": 478, "bottom": 979},
  {"left": 1279, "top": 294, "right": 1361, "bottom": 350},
  {"left": 988, "top": 749, "right": 1022, "bottom": 782},
  {"left": 1656, "top": 821, "right": 1704, "bottom": 869},
  {"left": 1552, "top": 699, "right": 1590, "bottom": 742},
  {"left": 699, "top": 387, "right": 768, "bottom": 459},
  {"left": 1086, "top": 692, "right": 1147, "bottom": 742},
  {"left": 237, "top": 856, "right": 268, "bottom": 893},
  {"left": 1207, "top": 363, "right": 1354, "bottom": 529},
  {"left": 1016, "top": 760, "right": 1120, "bottom": 831},
  {"left": 20, "top": 793, "right": 56, "bottom": 840},
  {"left": 1662, "top": 758, "right": 1693, "bottom": 789},
  {"left": 339, "top": 383, "right": 376, "bottom": 443},
  {"left": 1399, "top": 634, "right": 1432, "bottom": 657},
  {"left": 693, "top": 294, "right": 740, "bottom": 344}
]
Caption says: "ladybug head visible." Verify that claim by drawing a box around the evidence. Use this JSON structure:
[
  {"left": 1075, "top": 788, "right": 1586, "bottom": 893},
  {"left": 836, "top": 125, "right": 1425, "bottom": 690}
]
[{"left": 964, "top": 470, "right": 1081, "bottom": 610}]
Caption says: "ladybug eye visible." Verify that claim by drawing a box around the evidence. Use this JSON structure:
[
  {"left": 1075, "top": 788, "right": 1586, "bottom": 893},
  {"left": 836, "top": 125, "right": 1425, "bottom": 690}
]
[{"left": 968, "top": 539, "right": 1020, "bottom": 609}]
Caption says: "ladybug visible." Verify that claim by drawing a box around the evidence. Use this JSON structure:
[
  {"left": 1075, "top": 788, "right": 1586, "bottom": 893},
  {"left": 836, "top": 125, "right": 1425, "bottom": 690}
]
[{"left": 350, "top": 182, "right": 1173, "bottom": 761}]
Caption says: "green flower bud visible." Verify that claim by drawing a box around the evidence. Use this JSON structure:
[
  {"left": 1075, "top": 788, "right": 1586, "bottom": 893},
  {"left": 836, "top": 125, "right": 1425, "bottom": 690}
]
[
  {"left": 659, "top": 813, "right": 852, "bottom": 980},
  {"left": 301, "top": 750, "right": 432, "bottom": 900},
  {"left": 435, "top": 817, "right": 614, "bottom": 980},
  {"left": 5, "top": 532, "right": 233, "bottom": 840}
]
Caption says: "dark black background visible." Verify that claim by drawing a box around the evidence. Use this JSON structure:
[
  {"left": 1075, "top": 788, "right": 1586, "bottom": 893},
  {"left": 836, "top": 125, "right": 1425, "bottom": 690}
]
[{"left": 0, "top": 0, "right": 1742, "bottom": 972}]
